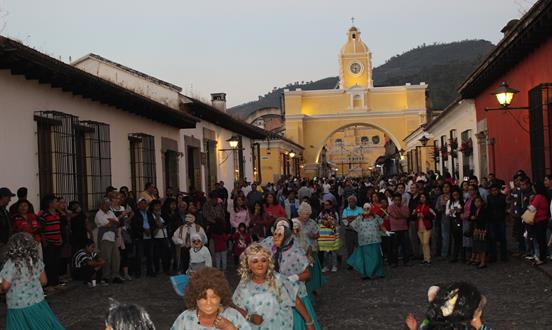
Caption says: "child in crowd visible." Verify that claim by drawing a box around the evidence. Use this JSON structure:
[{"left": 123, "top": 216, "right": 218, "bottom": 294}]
[
  {"left": 211, "top": 223, "right": 230, "bottom": 271},
  {"left": 187, "top": 233, "right": 212, "bottom": 275},
  {"left": 347, "top": 203, "right": 386, "bottom": 280},
  {"left": 232, "top": 223, "right": 251, "bottom": 264}
]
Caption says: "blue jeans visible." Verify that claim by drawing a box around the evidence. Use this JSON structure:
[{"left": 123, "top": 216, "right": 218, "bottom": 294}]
[
  {"left": 215, "top": 250, "right": 227, "bottom": 271},
  {"left": 487, "top": 222, "right": 508, "bottom": 260}
]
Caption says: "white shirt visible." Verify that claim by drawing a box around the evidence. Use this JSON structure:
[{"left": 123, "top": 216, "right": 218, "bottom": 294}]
[
  {"left": 189, "top": 246, "right": 212, "bottom": 267},
  {"left": 322, "top": 183, "right": 331, "bottom": 194},
  {"left": 94, "top": 209, "right": 117, "bottom": 242},
  {"left": 172, "top": 223, "right": 207, "bottom": 247},
  {"left": 152, "top": 214, "right": 168, "bottom": 239}
]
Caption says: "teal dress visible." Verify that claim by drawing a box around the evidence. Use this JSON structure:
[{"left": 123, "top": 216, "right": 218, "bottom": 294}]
[
  {"left": 0, "top": 259, "right": 64, "bottom": 330},
  {"left": 170, "top": 307, "right": 251, "bottom": 330},
  {"left": 347, "top": 216, "right": 385, "bottom": 279},
  {"left": 299, "top": 219, "right": 325, "bottom": 297},
  {"left": 233, "top": 273, "right": 299, "bottom": 329},
  {"left": 260, "top": 237, "right": 321, "bottom": 330}
]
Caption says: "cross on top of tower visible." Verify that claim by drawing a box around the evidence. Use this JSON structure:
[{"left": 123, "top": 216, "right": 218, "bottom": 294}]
[{"left": 351, "top": 17, "right": 355, "bottom": 26}]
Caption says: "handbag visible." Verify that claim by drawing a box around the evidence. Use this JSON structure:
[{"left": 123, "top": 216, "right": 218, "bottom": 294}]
[{"left": 522, "top": 206, "right": 536, "bottom": 224}]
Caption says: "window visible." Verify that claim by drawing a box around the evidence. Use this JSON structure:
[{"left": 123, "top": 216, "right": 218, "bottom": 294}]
[
  {"left": 79, "top": 121, "right": 112, "bottom": 210},
  {"left": 129, "top": 133, "right": 156, "bottom": 194},
  {"left": 204, "top": 139, "right": 218, "bottom": 192},
  {"left": 34, "top": 111, "right": 111, "bottom": 211},
  {"left": 461, "top": 130, "right": 474, "bottom": 178},
  {"left": 372, "top": 135, "right": 380, "bottom": 144},
  {"left": 353, "top": 95, "right": 362, "bottom": 109},
  {"left": 361, "top": 136, "right": 369, "bottom": 145},
  {"left": 335, "top": 138, "right": 343, "bottom": 146}
]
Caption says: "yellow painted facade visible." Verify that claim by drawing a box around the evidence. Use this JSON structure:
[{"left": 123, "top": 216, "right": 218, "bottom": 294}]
[{"left": 283, "top": 26, "right": 429, "bottom": 177}]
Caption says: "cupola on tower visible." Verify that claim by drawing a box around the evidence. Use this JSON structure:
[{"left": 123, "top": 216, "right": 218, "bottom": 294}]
[{"left": 339, "top": 25, "right": 373, "bottom": 89}]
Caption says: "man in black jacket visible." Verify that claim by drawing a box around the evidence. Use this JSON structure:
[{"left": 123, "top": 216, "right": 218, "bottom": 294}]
[
  {"left": 486, "top": 184, "right": 508, "bottom": 262},
  {"left": 0, "top": 187, "right": 15, "bottom": 247},
  {"left": 131, "top": 198, "right": 155, "bottom": 277}
]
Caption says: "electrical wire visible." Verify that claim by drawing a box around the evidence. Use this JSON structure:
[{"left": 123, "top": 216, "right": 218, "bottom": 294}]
[{"left": 504, "top": 110, "right": 529, "bottom": 134}]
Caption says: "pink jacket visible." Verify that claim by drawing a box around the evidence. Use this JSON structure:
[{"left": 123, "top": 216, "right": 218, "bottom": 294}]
[
  {"left": 387, "top": 203, "right": 409, "bottom": 231},
  {"left": 230, "top": 208, "right": 250, "bottom": 229}
]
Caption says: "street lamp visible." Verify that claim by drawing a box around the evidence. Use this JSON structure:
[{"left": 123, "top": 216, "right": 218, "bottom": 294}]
[
  {"left": 227, "top": 136, "right": 240, "bottom": 149},
  {"left": 493, "top": 82, "right": 519, "bottom": 108},
  {"left": 485, "top": 82, "right": 528, "bottom": 111},
  {"left": 419, "top": 136, "right": 430, "bottom": 147}
]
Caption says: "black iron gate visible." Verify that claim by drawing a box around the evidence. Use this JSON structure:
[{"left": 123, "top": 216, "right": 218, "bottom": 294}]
[{"left": 528, "top": 83, "right": 552, "bottom": 182}]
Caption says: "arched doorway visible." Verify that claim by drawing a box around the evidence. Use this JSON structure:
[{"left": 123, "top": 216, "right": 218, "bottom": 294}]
[{"left": 312, "top": 123, "right": 402, "bottom": 178}]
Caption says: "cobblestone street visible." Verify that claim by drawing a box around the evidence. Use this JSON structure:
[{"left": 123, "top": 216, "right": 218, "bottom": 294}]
[{"left": 2, "top": 258, "right": 548, "bottom": 330}]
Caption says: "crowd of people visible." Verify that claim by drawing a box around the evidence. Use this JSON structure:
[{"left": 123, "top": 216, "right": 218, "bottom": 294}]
[{"left": 1, "top": 167, "right": 550, "bottom": 329}]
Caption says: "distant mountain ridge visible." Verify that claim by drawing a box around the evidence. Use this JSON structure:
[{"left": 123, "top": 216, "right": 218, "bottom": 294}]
[{"left": 229, "top": 39, "right": 494, "bottom": 118}]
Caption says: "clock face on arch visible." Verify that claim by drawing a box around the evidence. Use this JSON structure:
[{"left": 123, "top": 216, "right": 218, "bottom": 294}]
[{"left": 349, "top": 62, "right": 362, "bottom": 74}]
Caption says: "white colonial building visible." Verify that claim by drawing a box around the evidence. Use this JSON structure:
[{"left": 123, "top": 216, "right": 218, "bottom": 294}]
[
  {"left": 72, "top": 54, "right": 266, "bottom": 194},
  {"left": 0, "top": 37, "right": 198, "bottom": 210},
  {"left": 425, "top": 99, "right": 481, "bottom": 180}
]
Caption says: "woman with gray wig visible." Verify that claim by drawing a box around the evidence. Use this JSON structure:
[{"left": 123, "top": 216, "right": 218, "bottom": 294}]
[
  {"left": 0, "top": 232, "right": 64, "bottom": 329},
  {"left": 105, "top": 299, "right": 156, "bottom": 330},
  {"left": 294, "top": 202, "right": 325, "bottom": 299}
]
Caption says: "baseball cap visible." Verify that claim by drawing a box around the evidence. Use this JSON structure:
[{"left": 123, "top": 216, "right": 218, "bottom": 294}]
[{"left": 0, "top": 187, "right": 15, "bottom": 197}]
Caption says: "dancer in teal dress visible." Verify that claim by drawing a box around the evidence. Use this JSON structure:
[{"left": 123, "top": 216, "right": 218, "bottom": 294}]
[
  {"left": 347, "top": 203, "right": 386, "bottom": 280},
  {"left": 171, "top": 267, "right": 250, "bottom": 330},
  {"left": 261, "top": 219, "right": 320, "bottom": 330},
  {"left": 0, "top": 233, "right": 64, "bottom": 330},
  {"left": 293, "top": 202, "right": 325, "bottom": 299},
  {"left": 233, "top": 243, "right": 315, "bottom": 330}
]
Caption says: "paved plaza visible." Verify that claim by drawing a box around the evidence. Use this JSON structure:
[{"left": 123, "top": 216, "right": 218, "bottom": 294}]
[{"left": 1, "top": 258, "right": 548, "bottom": 330}]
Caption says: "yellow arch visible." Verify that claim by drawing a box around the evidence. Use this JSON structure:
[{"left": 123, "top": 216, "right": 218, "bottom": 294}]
[{"left": 314, "top": 122, "right": 401, "bottom": 163}]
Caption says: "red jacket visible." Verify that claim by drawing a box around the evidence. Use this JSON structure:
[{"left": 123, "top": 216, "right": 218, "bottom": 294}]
[
  {"left": 414, "top": 203, "right": 435, "bottom": 231},
  {"left": 233, "top": 231, "right": 252, "bottom": 256},
  {"left": 12, "top": 212, "right": 42, "bottom": 242},
  {"left": 531, "top": 194, "right": 549, "bottom": 223}
]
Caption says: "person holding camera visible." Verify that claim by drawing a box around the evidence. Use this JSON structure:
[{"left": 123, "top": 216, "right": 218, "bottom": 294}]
[{"left": 446, "top": 188, "right": 465, "bottom": 263}]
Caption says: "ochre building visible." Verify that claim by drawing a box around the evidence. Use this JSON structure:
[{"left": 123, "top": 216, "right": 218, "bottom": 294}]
[{"left": 283, "top": 25, "right": 429, "bottom": 177}]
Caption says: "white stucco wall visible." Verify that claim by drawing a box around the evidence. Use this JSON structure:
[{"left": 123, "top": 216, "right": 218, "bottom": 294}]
[
  {"left": 427, "top": 99, "right": 480, "bottom": 179},
  {"left": 74, "top": 58, "right": 180, "bottom": 109},
  {"left": 73, "top": 57, "right": 256, "bottom": 192},
  {"left": 180, "top": 122, "right": 254, "bottom": 192},
  {"left": 0, "top": 70, "right": 185, "bottom": 208}
]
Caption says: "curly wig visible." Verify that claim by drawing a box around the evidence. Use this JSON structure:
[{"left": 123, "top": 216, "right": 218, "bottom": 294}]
[
  {"left": 237, "top": 243, "right": 280, "bottom": 300},
  {"left": 183, "top": 267, "right": 233, "bottom": 310},
  {"left": 4, "top": 232, "right": 39, "bottom": 275}
]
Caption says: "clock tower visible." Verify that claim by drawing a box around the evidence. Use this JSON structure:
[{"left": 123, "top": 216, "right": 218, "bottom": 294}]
[{"left": 339, "top": 25, "right": 373, "bottom": 89}]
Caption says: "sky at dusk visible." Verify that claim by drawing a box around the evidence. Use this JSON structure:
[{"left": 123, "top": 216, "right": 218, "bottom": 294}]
[{"left": 1, "top": 0, "right": 538, "bottom": 106}]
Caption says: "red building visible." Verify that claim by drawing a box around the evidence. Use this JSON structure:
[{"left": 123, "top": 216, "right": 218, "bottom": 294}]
[{"left": 459, "top": 0, "right": 552, "bottom": 182}]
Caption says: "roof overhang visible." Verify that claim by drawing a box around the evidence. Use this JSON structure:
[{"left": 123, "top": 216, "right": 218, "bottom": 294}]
[
  {"left": 458, "top": 0, "right": 552, "bottom": 98},
  {"left": 182, "top": 99, "right": 267, "bottom": 139},
  {"left": 0, "top": 36, "right": 198, "bottom": 129}
]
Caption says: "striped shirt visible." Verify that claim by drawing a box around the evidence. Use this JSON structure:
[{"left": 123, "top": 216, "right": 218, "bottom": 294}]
[
  {"left": 72, "top": 249, "right": 98, "bottom": 269},
  {"left": 38, "top": 210, "right": 62, "bottom": 246}
]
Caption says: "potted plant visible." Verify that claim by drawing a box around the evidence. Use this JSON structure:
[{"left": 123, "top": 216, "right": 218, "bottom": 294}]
[{"left": 460, "top": 138, "right": 473, "bottom": 156}]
